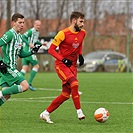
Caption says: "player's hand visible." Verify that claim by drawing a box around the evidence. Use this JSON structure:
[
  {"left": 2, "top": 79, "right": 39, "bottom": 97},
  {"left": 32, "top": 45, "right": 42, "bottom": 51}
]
[
  {"left": 62, "top": 58, "right": 72, "bottom": 67},
  {"left": 31, "top": 43, "right": 42, "bottom": 54},
  {"left": 42, "top": 43, "right": 47, "bottom": 46},
  {"left": 0, "top": 60, "right": 7, "bottom": 74},
  {"left": 29, "top": 44, "right": 34, "bottom": 48},
  {"left": 79, "top": 54, "right": 84, "bottom": 66}
]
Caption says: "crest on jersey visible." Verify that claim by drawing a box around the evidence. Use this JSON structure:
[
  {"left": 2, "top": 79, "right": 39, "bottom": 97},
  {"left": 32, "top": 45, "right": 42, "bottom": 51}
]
[
  {"left": 72, "top": 38, "right": 79, "bottom": 48},
  {"left": 72, "top": 42, "right": 79, "bottom": 48}
]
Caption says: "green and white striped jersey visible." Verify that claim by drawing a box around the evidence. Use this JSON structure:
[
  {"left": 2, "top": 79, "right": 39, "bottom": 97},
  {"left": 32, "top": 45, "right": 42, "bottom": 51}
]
[
  {"left": 23, "top": 28, "right": 41, "bottom": 52},
  {"left": 24, "top": 27, "right": 39, "bottom": 44},
  {"left": 0, "top": 28, "right": 31, "bottom": 69}
]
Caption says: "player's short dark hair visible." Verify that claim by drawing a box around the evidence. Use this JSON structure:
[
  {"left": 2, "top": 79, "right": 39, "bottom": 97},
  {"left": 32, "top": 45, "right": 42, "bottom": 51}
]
[
  {"left": 70, "top": 11, "right": 84, "bottom": 22},
  {"left": 12, "top": 13, "right": 24, "bottom": 22}
]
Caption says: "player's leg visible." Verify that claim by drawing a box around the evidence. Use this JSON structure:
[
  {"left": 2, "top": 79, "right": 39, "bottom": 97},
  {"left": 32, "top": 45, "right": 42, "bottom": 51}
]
[
  {"left": 20, "top": 58, "right": 29, "bottom": 76},
  {"left": 0, "top": 84, "right": 10, "bottom": 106},
  {"left": 40, "top": 64, "right": 73, "bottom": 123},
  {"left": 28, "top": 55, "right": 39, "bottom": 91},
  {"left": 62, "top": 65, "right": 85, "bottom": 120},
  {"left": 0, "top": 96, "right": 6, "bottom": 106},
  {"left": 67, "top": 76, "right": 85, "bottom": 120},
  {"left": 40, "top": 83, "right": 71, "bottom": 123},
  {"left": 0, "top": 70, "right": 29, "bottom": 99},
  {"left": 28, "top": 64, "right": 39, "bottom": 91},
  {"left": 21, "top": 65, "right": 28, "bottom": 76},
  {"left": 46, "top": 83, "right": 71, "bottom": 112},
  {"left": 0, "top": 80, "right": 29, "bottom": 98}
]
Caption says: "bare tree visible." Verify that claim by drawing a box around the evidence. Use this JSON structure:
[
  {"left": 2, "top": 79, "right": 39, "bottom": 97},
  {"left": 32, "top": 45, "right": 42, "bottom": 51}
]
[
  {"left": 55, "top": 0, "right": 65, "bottom": 33},
  {"left": 0, "top": 1, "right": 4, "bottom": 25},
  {"left": 14, "top": 0, "right": 17, "bottom": 13},
  {"left": 6, "top": 0, "right": 11, "bottom": 30},
  {"left": 65, "top": 0, "right": 69, "bottom": 27}
]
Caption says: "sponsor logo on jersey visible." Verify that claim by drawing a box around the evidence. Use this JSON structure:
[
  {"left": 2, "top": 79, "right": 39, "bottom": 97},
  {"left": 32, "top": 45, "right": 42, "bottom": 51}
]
[{"left": 15, "top": 43, "right": 22, "bottom": 49}]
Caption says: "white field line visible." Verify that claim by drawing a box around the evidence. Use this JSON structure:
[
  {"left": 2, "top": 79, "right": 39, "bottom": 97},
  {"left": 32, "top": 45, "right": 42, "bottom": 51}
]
[
  {"left": 37, "top": 88, "right": 82, "bottom": 95},
  {"left": 37, "top": 88, "right": 61, "bottom": 91},
  {"left": 8, "top": 88, "right": 132, "bottom": 105},
  {"left": 9, "top": 97, "right": 133, "bottom": 105}
]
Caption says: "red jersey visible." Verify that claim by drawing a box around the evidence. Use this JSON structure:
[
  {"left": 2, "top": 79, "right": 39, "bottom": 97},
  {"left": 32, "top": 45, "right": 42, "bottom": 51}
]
[{"left": 51, "top": 27, "right": 86, "bottom": 66}]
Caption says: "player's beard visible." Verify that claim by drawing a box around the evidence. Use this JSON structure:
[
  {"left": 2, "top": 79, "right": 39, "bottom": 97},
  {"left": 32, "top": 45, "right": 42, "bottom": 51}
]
[{"left": 74, "top": 23, "right": 82, "bottom": 32}]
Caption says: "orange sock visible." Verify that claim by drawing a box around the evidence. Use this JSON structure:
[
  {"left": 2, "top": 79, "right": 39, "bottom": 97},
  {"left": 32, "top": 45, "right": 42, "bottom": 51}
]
[
  {"left": 71, "top": 81, "right": 81, "bottom": 109},
  {"left": 46, "top": 93, "right": 69, "bottom": 113}
]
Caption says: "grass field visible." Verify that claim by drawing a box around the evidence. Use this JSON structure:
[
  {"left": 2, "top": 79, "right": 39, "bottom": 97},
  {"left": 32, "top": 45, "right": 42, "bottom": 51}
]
[{"left": 0, "top": 72, "right": 132, "bottom": 133}]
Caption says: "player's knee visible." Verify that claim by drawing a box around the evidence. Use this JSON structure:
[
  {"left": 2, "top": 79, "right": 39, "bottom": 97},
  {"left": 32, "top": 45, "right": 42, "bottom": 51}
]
[
  {"left": 70, "top": 81, "right": 78, "bottom": 88},
  {"left": 67, "top": 77, "right": 78, "bottom": 88},
  {"left": 21, "top": 83, "right": 29, "bottom": 92},
  {"left": 61, "top": 92, "right": 70, "bottom": 99}
]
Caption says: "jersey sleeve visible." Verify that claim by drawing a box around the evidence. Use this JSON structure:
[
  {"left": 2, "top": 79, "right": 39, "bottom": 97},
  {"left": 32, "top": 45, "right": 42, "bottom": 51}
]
[
  {"left": 52, "top": 31, "right": 65, "bottom": 46},
  {"left": 0, "top": 31, "right": 13, "bottom": 47},
  {"left": 35, "top": 40, "right": 42, "bottom": 45},
  {"left": 79, "top": 30, "right": 86, "bottom": 54},
  {"left": 48, "top": 44, "right": 63, "bottom": 61},
  {"left": 19, "top": 47, "right": 32, "bottom": 58}
]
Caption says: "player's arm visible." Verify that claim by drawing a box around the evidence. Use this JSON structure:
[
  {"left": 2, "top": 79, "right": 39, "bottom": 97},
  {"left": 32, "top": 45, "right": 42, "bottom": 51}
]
[
  {"left": 0, "top": 31, "right": 13, "bottom": 59},
  {"left": 0, "top": 39, "right": 5, "bottom": 47},
  {"left": 0, "top": 31, "right": 13, "bottom": 47},
  {"left": 48, "top": 31, "right": 72, "bottom": 67},
  {"left": 48, "top": 44, "right": 62, "bottom": 61},
  {"left": 78, "top": 30, "right": 86, "bottom": 55},
  {"left": 78, "top": 31, "right": 86, "bottom": 66},
  {"left": 19, "top": 48, "right": 32, "bottom": 58},
  {"left": 19, "top": 42, "right": 41, "bottom": 58},
  {"left": 19, "top": 45, "right": 41, "bottom": 58},
  {"left": 48, "top": 31, "right": 64, "bottom": 61},
  {"left": 34, "top": 41, "right": 42, "bottom": 46},
  {"left": 0, "top": 31, "right": 13, "bottom": 74},
  {"left": 78, "top": 44, "right": 84, "bottom": 66}
]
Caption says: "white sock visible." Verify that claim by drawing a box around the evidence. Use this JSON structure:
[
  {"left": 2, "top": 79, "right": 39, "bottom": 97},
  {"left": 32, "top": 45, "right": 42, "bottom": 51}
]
[
  {"left": 21, "top": 69, "right": 26, "bottom": 74},
  {"left": 42, "top": 110, "right": 49, "bottom": 115},
  {"left": 32, "top": 68, "right": 38, "bottom": 72},
  {"left": 0, "top": 91, "right": 3, "bottom": 98},
  {"left": 77, "top": 109, "right": 82, "bottom": 114},
  {"left": 1, "top": 96, "right": 6, "bottom": 102}
]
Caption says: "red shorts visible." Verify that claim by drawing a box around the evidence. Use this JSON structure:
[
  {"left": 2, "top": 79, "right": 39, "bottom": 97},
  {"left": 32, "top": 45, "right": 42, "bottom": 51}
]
[{"left": 55, "top": 61, "right": 77, "bottom": 84}]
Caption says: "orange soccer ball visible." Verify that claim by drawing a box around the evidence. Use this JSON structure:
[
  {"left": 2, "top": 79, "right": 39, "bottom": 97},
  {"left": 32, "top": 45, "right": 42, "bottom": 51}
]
[{"left": 94, "top": 107, "right": 109, "bottom": 122}]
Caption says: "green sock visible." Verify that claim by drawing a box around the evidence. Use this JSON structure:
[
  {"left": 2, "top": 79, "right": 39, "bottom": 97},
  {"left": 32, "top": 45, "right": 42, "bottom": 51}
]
[
  {"left": 0, "top": 97, "right": 6, "bottom": 106},
  {"left": 0, "top": 100, "right": 4, "bottom": 106},
  {"left": 2, "top": 85, "right": 23, "bottom": 96},
  {"left": 28, "top": 70, "right": 37, "bottom": 85}
]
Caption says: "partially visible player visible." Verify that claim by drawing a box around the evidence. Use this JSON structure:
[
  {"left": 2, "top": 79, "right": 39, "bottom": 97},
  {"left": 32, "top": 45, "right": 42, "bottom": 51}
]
[
  {"left": 40, "top": 11, "right": 86, "bottom": 123},
  {"left": 0, "top": 13, "right": 41, "bottom": 106},
  {"left": 20, "top": 20, "right": 44, "bottom": 91}
]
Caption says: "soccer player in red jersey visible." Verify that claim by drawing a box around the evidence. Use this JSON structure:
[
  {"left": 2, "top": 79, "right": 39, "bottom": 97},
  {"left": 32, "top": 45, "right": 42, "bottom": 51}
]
[{"left": 40, "top": 11, "right": 86, "bottom": 124}]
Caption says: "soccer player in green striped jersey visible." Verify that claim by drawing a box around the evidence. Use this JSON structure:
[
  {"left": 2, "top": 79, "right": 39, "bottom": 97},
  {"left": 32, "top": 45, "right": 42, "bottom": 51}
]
[
  {"left": 0, "top": 13, "right": 41, "bottom": 106},
  {"left": 20, "top": 20, "right": 43, "bottom": 91}
]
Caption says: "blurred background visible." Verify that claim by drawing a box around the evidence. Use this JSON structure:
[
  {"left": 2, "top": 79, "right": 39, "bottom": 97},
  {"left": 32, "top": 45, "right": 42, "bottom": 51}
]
[{"left": 0, "top": 0, "right": 132, "bottom": 72}]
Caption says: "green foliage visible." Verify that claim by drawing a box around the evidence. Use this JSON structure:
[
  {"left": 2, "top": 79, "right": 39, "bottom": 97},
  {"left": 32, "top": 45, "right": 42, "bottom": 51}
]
[{"left": 0, "top": 72, "right": 132, "bottom": 133}]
